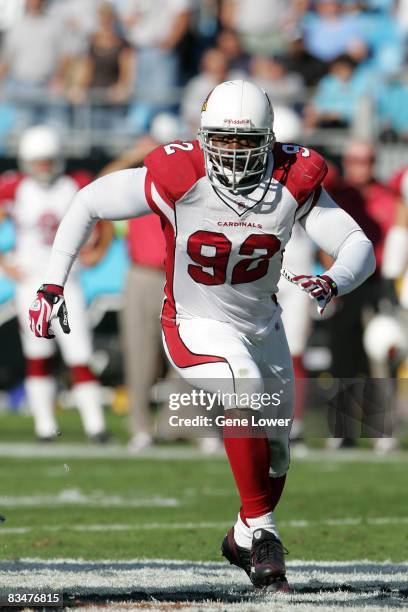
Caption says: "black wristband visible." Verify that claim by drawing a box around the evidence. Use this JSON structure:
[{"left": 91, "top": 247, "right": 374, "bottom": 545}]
[{"left": 320, "top": 275, "right": 338, "bottom": 296}]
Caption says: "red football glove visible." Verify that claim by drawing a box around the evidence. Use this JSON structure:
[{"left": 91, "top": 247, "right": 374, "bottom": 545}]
[
  {"left": 291, "top": 274, "right": 338, "bottom": 315},
  {"left": 29, "top": 284, "right": 71, "bottom": 338}
]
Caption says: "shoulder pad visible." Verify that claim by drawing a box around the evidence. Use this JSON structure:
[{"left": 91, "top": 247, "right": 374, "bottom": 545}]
[
  {"left": 0, "top": 171, "right": 23, "bottom": 203},
  {"left": 69, "top": 170, "right": 94, "bottom": 189},
  {"left": 144, "top": 140, "right": 205, "bottom": 203},
  {"left": 273, "top": 142, "right": 328, "bottom": 206}
]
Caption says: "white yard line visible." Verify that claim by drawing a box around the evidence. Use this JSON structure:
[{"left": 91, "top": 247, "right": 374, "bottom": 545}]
[
  {"left": 0, "top": 489, "right": 179, "bottom": 508},
  {"left": 0, "top": 442, "right": 406, "bottom": 461},
  {"left": 0, "top": 558, "right": 406, "bottom": 611},
  {"left": 0, "top": 443, "right": 220, "bottom": 460},
  {"left": 0, "top": 558, "right": 406, "bottom": 609},
  {"left": 2, "top": 516, "right": 408, "bottom": 535}
]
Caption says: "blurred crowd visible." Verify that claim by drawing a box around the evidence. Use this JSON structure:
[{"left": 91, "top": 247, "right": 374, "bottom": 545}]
[{"left": 1, "top": 0, "right": 408, "bottom": 142}]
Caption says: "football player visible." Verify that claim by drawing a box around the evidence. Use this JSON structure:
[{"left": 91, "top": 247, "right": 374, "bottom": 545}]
[
  {"left": 383, "top": 164, "right": 408, "bottom": 305},
  {"left": 28, "top": 81, "right": 375, "bottom": 589},
  {"left": 0, "top": 125, "right": 111, "bottom": 441}
]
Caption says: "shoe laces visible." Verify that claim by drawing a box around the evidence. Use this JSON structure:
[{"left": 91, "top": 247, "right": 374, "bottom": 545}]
[{"left": 254, "top": 534, "right": 288, "bottom": 564}]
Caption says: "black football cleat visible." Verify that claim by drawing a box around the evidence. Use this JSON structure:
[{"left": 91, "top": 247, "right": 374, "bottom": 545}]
[
  {"left": 221, "top": 527, "right": 251, "bottom": 578},
  {"left": 88, "top": 431, "right": 111, "bottom": 444},
  {"left": 36, "top": 435, "right": 57, "bottom": 443},
  {"left": 250, "top": 528, "right": 289, "bottom": 591}
]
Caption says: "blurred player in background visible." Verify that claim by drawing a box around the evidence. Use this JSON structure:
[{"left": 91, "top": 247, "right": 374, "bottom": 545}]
[
  {"left": 278, "top": 224, "right": 313, "bottom": 443},
  {"left": 384, "top": 163, "right": 408, "bottom": 309},
  {"left": 324, "top": 140, "right": 399, "bottom": 447},
  {"left": 276, "top": 107, "right": 313, "bottom": 443},
  {"left": 373, "top": 164, "right": 408, "bottom": 450},
  {"left": 29, "top": 81, "right": 375, "bottom": 590},
  {"left": 100, "top": 113, "right": 179, "bottom": 452},
  {"left": 0, "top": 125, "right": 112, "bottom": 441}
]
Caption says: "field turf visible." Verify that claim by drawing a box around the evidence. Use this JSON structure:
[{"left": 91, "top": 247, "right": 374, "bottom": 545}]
[{"left": 0, "top": 411, "right": 407, "bottom": 563}]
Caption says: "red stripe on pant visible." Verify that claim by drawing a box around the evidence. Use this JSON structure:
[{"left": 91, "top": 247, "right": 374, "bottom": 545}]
[
  {"left": 71, "top": 365, "right": 96, "bottom": 385},
  {"left": 293, "top": 355, "right": 306, "bottom": 422},
  {"left": 26, "top": 358, "right": 53, "bottom": 377},
  {"left": 161, "top": 299, "right": 227, "bottom": 368}
]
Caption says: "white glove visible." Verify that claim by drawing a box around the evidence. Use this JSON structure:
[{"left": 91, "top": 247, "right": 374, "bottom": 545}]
[
  {"left": 291, "top": 274, "right": 338, "bottom": 315},
  {"left": 29, "top": 284, "right": 71, "bottom": 338}
]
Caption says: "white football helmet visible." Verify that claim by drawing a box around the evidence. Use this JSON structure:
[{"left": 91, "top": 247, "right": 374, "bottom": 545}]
[
  {"left": 198, "top": 80, "right": 275, "bottom": 194},
  {"left": 150, "top": 113, "right": 181, "bottom": 144},
  {"left": 18, "top": 125, "right": 64, "bottom": 185},
  {"left": 363, "top": 314, "right": 408, "bottom": 363},
  {"left": 273, "top": 105, "right": 301, "bottom": 143}
]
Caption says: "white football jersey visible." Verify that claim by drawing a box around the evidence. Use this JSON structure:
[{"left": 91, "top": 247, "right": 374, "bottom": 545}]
[
  {"left": 144, "top": 140, "right": 327, "bottom": 337},
  {"left": 0, "top": 172, "right": 88, "bottom": 276}
]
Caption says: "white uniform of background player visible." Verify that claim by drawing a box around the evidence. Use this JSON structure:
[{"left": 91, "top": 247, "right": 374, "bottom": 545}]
[
  {"left": 29, "top": 82, "right": 375, "bottom": 584},
  {"left": 278, "top": 224, "right": 313, "bottom": 438},
  {"left": 274, "top": 107, "right": 314, "bottom": 439},
  {"left": 274, "top": 107, "right": 313, "bottom": 358},
  {"left": 0, "top": 126, "right": 107, "bottom": 440}
]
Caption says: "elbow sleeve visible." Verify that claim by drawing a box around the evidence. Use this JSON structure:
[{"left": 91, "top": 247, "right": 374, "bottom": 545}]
[{"left": 326, "top": 233, "right": 376, "bottom": 295}]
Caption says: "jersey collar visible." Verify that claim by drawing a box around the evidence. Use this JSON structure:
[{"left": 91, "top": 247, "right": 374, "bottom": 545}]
[{"left": 212, "top": 151, "right": 274, "bottom": 217}]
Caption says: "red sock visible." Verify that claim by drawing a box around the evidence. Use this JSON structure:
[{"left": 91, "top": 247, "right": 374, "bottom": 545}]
[
  {"left": 293, "top": 355, "right": 306, "bottom": 422},
  {"left": 239, "top": 507, "right": 249, "bottom": 526},
  {"left": 223, "top": 424, "right": 272, "bottom": 519},
  {"left": 26, "top": 357, "right": 53, "bottom": 377},
  {"left": 240, "top": 474, "right": 287, "bottom": 527},
  {"left": 71, "top": 365, "right": 96, "bottom": 385},
  {"left": 269, "top": 474, "right": 286, "bottom": 510}
]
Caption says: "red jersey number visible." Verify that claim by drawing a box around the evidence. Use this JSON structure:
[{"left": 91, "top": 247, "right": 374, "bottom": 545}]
[
  {"left": 38, "top": 212, "right": 60, "bottom": 246},
  {"left": 187, "top": 231, "right": 231, "bottom": 285},
  {"left": 231, "top": 234, "right": 281, "bottom": 284},
  {"left": 187, "top": 231, "right": 281, "bottom": 286}
]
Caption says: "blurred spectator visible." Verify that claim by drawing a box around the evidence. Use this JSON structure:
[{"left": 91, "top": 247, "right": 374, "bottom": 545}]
[
  {"left": 303, "top": 55, "right": 370, "bottom": 130},
  {"left": 69, "top": 1, "right": 134, "bottom": 130},
  {"left": 357, "top": 8, "right": 403, "bottom": 77},
  {"left": 326, "top": 140, "right": 397, "bottom": 275},
  {"left": 302, "top": 0, "right": 366, "bottom": 64},
  {"left": 48, "top": 0, "right": 99, "bottom": 58},
  {"left": 0, "top": 0, "right": 25, "bottom": 32},
  {"left": 179, "top": 0, "right": 220, "bottom": 81},
  {"left": 377, "top": 74, "right": 408, "bottom": 141},
  {"left": 285, "top": 33, "right": 328, "bottom": 87},
  {"left": 181, "top": 47, "right": 231, "bottom": 135},
  {"left": 0, "top": 0, "right": 70, "bottom": 129},
  {"left": 193, "top": 0, "right": 219, "bottom": 42},
  {"left": 365, "top": 0, "right": 394, "bottom": 11},
  {"left": 250, "top": 55, "right": 304, "bottom": 107},
  {"left": 216, "top": 29, "right": 250, "bottom": 74},
  {"left": 118, "top": 0, "right": 191, "bottom": 127},
  {"left": 396, "top": 0, "right": 408, "bottom": 34},
  {"left": 220, "top": 0, "right": 301, "bottom": 55}
]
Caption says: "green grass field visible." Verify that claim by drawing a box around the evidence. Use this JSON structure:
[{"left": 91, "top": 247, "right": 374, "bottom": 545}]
[{"left": 0, "top": 411, "right": 407, "bottom": 564}]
